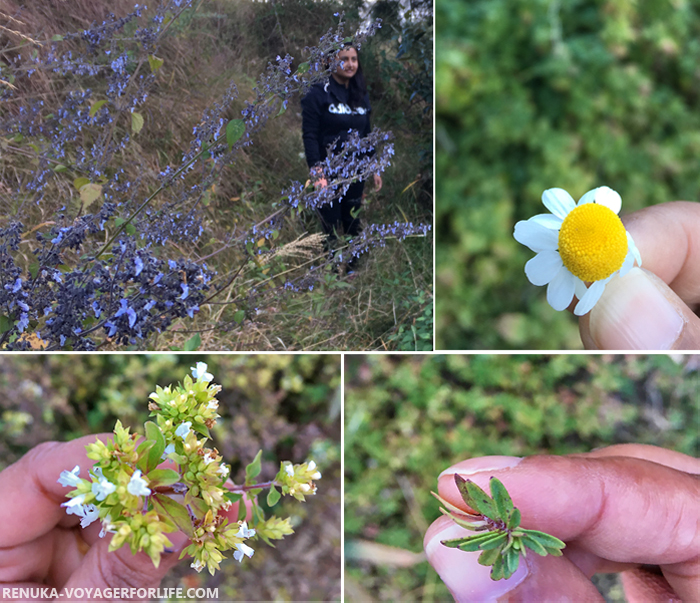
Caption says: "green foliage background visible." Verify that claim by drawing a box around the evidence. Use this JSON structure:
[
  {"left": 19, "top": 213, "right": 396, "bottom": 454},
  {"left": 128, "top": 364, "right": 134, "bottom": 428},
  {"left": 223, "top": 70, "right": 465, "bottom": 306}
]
[
  {"left": 436, "top": 0, "right": 700, "bottom": 349},
  {"left": 0, "top": 354, "right": 341, "bottom": 601},
  {"left": 344, "top": 354, "right": 699, "bottom": 601}
]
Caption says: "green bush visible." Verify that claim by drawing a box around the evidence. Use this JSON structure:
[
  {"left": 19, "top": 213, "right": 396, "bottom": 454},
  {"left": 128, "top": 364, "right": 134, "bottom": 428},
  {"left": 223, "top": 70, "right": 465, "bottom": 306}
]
[{"left": 436, "top": 0, "right": 700, "bottom": 349}]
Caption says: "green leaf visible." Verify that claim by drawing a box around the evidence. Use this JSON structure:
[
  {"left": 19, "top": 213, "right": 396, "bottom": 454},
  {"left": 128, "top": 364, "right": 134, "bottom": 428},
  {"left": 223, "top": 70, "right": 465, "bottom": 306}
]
[
  {"left": 233, "top": 310, "right": 245, "bottom": 324},
  {"left": 296, "top": 61, "right": 310, "bottom": 74},
  {"left": 237, "top": 497, "right": 248, "bottom": 521},
  {"left": 145, "top": 421, "right": 165, "bottom": 472},
  {"left": 521, "top": 529, "right": 565, "bottom": 554},
  {"left": 51, "top": 34, "right": 64, "bottom": 42},
  {"left": 504, "top": 547, "right": 520, "bottom": 579},
  {"left": 89, "top": 100, "right": 108, "bottom": 117},
  {"left": 245, "top": 450, "right": 262, "bottom": 482},
  {"left": 477, "top": 547, "right": 501, "bottom": 566},
  {"left": 148, "top": 54, "right": 164, "bottom": 73},
  {"left": 131, "top": 112, "right": 144, "bottom": 134},
  {"left": 28, "top": 261, "right": 40, "bottom": 279},
  {"left": 135, "top": 439, "right": 155, "bottom": 472},
  {"left": 147, "top": 468, "right": 181, "bottom": 487},
  {"left": 73, "top": 177, "right": 90, "bottom": 190},
  {"left": 0, "top": 315, "right": 13, "bottom": 334},
  {"left": 226, "top": 119, "right": 245, "bottom": 150},
  {"left": 53, "top": 164, "right": 68, "bottom": 173},
  {"left": 79, "top": 183, "right": 102, "bottom": 208},
  {"left": 183, "top": 333, "right": 201, "bottom": 351},
  {"left": 152, "top": 494, "right": 193, "bottom": 537},
  {"left": 507, "top": 507, "right": 521, "bottom": 530},
  {"left": 442, "top": 531, "right": 503, "bottom": 552},
  {"left": 266, "top": 485, "right": 281, "bottom": 507},
  {"left": 454, "top": 474, "right": 496, "bottom": 519},
  {"left": 490, "top": 477, "right": 514, "bottom": 520},
  {"left": 520, "top": 533, "right": 548, "bottom": 556},
  {"left": 224, "top": 491, "right": 242, "bottom": 504}
]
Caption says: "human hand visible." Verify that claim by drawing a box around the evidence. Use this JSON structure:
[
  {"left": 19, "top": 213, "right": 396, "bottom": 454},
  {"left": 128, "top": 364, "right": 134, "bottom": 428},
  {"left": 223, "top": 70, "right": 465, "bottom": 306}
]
[
  {"left": 578, "top": 201, "right": 700, "bottom": 349},
  {"left": 312, "top": 166, "right": 328, "bottom": 189},
  {"left": 424, "top": 445, "right": 699, "bottom": 602},
  {"left": 0, "top": 436, "right": 247, "bottom": 601},
  {"left": 373, "top": 173, "right": 383, "bottom": 192}
]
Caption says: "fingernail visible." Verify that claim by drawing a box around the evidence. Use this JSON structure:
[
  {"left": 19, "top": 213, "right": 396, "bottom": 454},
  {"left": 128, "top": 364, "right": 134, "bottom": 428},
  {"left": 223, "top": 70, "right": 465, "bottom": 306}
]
[
  {"left": 424, "top": 520, "right": 528, "bottom": 602},
  {"left": 589, "top": 267, "right": 684, "bottom": 350},
  {"left": 438, "top": 456, "right": 523, "bottom": 480}
]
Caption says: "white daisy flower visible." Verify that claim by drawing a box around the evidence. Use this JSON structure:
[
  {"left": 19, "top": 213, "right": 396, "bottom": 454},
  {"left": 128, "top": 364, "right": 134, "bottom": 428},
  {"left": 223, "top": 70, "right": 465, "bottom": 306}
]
[{"left": 513, "top": 186, "right": 642, "bottom": 316}]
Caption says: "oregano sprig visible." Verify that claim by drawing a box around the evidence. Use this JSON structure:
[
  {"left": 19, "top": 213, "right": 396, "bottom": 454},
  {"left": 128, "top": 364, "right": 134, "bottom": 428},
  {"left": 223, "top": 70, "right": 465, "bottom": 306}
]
[
  {"left": 434, "top": 475, "right": 565, "bottom": 581},
  {"left": 57, "top": 363, "right": 322, "bottom": 575}
]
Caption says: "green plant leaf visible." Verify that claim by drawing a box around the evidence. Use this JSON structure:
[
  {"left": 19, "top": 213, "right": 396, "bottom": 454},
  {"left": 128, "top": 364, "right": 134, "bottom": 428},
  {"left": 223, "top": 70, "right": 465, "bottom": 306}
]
[
  {"left": 266, "top": 485, "right": 281, "bottom": 507},
  {"left": 226, "top": 119, "right": 245, "bottom": 150},
  {"left": 522, "top": 529, "right": 566, "bottom": 555},
  {"left": 145, "top": 421, "right": 166, "bottom": 472},
  {"left": 147, "top": 468, "right": 181, "bottom": 487},
  {"left": 507, "top": 507, "right": 521, "bottom": 530},
  {"left": 454, "top": 474, "right": 496, "bottom": 519},
  {"left": 79, "top": 183, "right": 102, "bottom": 208},
  {"left": 152, "top": 494, "right": 193, "bottom": 537},
  {"left": 477, "top": 547, "right": 501, "bottom": 566},
  {"left": 148, "top": 54, "right": 164, "bottom": 72},
  {"left": 490, "top": 477, "right": 514, "bottom": 520},
  {"left": 245, "top": 450, "right": 262, "bottom": 482},
  {"left": 183, "top": 333, "right": 201, "bottom": 351},
  {"left": 131, "top": 112, "right": 144, "bottom": 134},
  {"left": 73, "top": 176, "right": 90, "bottom": 190},
  {"left": 89, "top": 100, "right": 108, "bottom": 117}
]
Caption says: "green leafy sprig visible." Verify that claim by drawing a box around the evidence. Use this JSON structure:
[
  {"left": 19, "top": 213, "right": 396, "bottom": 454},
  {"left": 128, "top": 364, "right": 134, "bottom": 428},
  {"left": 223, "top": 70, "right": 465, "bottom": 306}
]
[{"left": 435, "top": 475, "right": 565, "bottom": 581}]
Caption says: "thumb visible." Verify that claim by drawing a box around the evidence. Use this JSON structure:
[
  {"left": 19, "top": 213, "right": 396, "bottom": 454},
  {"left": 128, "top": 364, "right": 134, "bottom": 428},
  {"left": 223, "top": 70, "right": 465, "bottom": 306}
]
[
  {"left": 579, "top": 267, "right": 700, "bottom": 349},
  {"left": 60, "top": 531, "right": 189, "bottom": 600}
]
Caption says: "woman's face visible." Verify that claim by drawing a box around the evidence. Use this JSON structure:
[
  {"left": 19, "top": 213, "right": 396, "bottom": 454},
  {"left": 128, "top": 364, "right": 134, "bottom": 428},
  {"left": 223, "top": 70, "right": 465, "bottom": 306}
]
[{"left": 334, "top": 47, "right": 358, "bottom": 83}]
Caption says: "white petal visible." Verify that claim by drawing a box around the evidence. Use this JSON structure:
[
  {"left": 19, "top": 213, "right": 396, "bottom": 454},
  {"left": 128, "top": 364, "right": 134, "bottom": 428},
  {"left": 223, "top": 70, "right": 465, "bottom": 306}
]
[
  {"left": 529, "top": 213, "right": 563, "bottom": 230},
  {"left": 627, "top": 231, "right": 642, "bottom": 266},
  {"left": 546, "top": 266, "right": 576, "bottom": 311},
  {"left": 574, "top": 277, "right": 588, "bottom": 301},
  {"left": 542, "top": 188, "right": 576, "bottom": 219},
  {"left": 524, "top": 250, "right": 563, "bottom": 286},
  {"left": 574, "top": 278, "right": 609, "bottom": 316},
  {"left": 577, "top": 188, "right": 598, "bottom": 206},
  {"left": 595, "top": 186, "right": 622, "bottom": 214},
  {"left": 619, "top": 250, "right": 634, "bottom": 277},
  {"left": 514, "top": 220, "right": 559, "bottom": 252}
]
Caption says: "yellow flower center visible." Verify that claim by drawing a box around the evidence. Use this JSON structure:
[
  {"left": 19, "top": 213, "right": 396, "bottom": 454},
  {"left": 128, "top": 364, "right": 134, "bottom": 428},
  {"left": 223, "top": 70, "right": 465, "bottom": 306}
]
[{"left": 558, "top": 203, "right": 628, "bottom": 282}]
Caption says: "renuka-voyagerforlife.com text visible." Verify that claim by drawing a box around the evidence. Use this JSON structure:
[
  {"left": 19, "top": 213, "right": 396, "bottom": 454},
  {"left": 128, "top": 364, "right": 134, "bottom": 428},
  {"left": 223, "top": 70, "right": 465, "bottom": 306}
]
[{"left": 2, "top": 587, "right": 219, "bottom": 600}]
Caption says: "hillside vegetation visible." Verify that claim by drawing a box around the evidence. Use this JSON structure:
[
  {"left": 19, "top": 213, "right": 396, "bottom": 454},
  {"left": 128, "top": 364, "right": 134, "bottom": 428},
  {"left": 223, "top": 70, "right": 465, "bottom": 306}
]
[{"left": 1, "top": 0, "right": 432, "bottom": 350}]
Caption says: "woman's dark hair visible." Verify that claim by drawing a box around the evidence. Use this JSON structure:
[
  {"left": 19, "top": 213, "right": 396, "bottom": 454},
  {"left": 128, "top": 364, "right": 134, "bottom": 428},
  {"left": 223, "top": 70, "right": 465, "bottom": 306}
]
[{"left": 329, "top": 44, "right": 367, "bottom": 109}]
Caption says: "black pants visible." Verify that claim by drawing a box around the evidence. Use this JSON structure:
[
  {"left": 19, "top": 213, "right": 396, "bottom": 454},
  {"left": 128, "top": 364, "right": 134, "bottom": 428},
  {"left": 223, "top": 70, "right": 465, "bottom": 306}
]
[{"left": 318, "top": 182, "right": 364, "bottom": 240}]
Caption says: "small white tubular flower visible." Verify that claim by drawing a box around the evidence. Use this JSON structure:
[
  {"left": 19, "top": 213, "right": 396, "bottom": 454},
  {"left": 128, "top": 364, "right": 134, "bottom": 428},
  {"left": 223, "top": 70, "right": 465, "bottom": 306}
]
[
  {"left": 514, "top": 186, "right": 641, "bottom": 316},
  {"left": 80, "top": 504, "right": 100, "bottom": 528},
  {"left": 175, "top": 421, "right": 192, "bottom": 440},
  {"left": 161, "top": 443, "right": 175, "bottom": 459},
  {"left": 300, "top": 483, "right": 311, "bottom": 492},
  {"left": 311, "top": 471, "right": 322, "bottom": 480},
  {"left": 191, "top": 362, "right": 214, "bottom": 382},
  {"left": 207, "top": 400, "right": 219, "bottom": 410},
  {"left": 216, "top": 464, "right": 229, "bottom": 478},
  {"left": 236, "top": 521, "right": 256, "bottom": 539},
  {"left": 61, "top": 494, "right": 87, "bottom": 515},
  {"left": 91, "top": 476, "right": 117, "bottom": 501},
  {"left": 307, "top": 460, "right": 316, "bottom": 471},
  {"left": 191, "top": 559, "right": 205, "bottom": 572},
  {"left": 127, "top": 469, "right": 152, "bottom": 497},
  {"left": 285, "top": 464, "right": 294, "bottom": 477},
  {"left": 233, "top": 542, "right": 255, "bottom": 562},
  {"left": 57, "top": 465, "right": 81, "bottom": 488}
]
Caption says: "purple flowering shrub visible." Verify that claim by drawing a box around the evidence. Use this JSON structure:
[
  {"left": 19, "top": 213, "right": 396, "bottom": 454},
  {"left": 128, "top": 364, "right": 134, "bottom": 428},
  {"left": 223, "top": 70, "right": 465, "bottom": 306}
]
[{"left": 0, "top": 1, "right": 431, "bottom": 350}]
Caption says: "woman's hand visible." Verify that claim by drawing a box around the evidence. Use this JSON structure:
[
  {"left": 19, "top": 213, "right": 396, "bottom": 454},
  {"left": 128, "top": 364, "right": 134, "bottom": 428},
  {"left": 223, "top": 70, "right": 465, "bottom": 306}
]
[
  {"left": 424, "top": 445, "right": 699, "bottom": 602},
  {"left": 578, "top": 201, "right": 700, "bottom": 349},
  {"left": 312, "top": 166, "right": 328, "bottom": 190},
  {"left": 0, "top": 437, "right": 246, "bottom": 601}
]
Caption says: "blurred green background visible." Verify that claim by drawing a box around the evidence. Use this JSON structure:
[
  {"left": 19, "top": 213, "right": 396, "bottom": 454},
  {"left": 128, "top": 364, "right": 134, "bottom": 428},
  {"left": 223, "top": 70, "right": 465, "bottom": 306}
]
[
  {"left": 344, "top": 354, "right": 699, "bottom": 601},
  {"left": 0, "top": 354, "right": 340, "bottom": 601},
  {"left": 436, "top": 0, "right": 700, "bottom": 349}
]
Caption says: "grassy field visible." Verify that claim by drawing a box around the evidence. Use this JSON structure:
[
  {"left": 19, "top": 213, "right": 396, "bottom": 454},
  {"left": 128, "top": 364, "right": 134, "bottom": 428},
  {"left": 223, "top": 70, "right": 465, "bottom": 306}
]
[
  {"left": 344, "top": 354, "right": 699, "bottom": 601},
  {"left": 1, "top": 0, "right": 432, "bottom": 351}
]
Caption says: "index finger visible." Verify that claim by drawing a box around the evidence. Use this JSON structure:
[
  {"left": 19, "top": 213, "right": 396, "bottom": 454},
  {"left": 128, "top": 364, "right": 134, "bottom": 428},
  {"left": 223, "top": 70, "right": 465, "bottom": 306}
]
[
  {"left": 0, "top": 435, "right": 109, "bottom": 547},
  {"left": 623, "top": 201, "right": 700, "bottom": 306}
]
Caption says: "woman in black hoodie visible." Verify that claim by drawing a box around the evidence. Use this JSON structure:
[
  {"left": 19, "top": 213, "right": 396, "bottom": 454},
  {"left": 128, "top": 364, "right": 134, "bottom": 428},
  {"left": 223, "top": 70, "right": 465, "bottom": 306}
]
[{"left": 301, "top": 45, "right": 382, "bottom": 249}]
